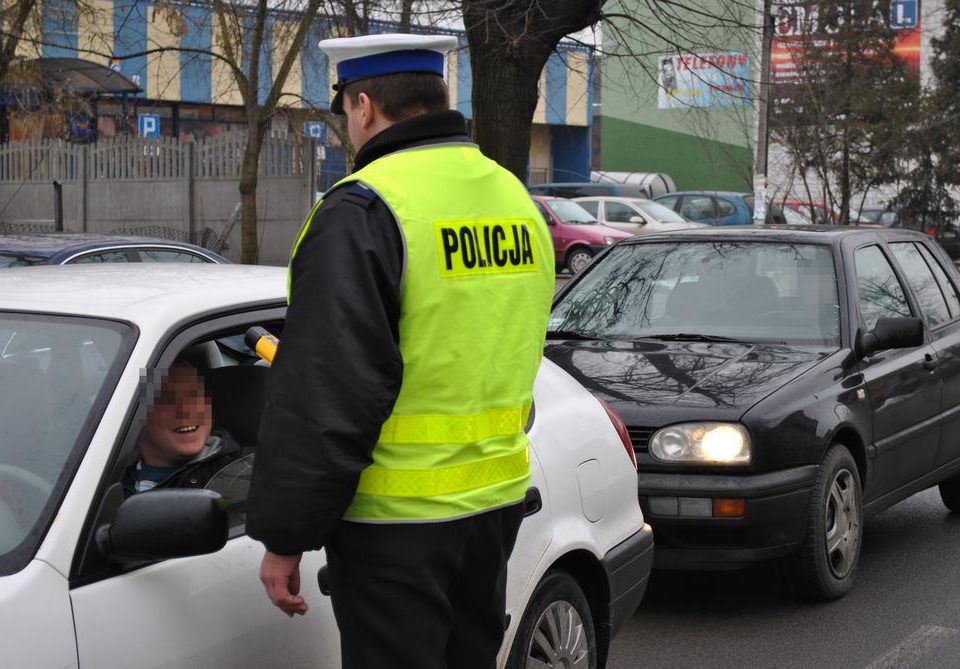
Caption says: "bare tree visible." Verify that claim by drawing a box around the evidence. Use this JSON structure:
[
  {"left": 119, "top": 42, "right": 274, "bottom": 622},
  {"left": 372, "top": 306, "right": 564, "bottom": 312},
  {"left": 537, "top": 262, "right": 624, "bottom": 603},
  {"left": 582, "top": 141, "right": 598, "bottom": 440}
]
[
  {"left": 768, "top": 0, "right": 917, "bottom": 223},
  {"left": 0, "top": 0, "right": 41, "bottom": 84}
]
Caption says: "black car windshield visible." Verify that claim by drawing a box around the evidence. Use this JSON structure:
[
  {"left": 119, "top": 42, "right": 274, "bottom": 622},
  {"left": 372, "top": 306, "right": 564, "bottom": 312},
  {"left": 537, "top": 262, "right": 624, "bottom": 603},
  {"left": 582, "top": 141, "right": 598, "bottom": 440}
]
[
  {"left": 548, "top": 199, "right": 597, "bottom": 224},
  {"left": 0, "top": 254, "right": 46, "bottom": 267},
  {"left": 550, "top": 241, "right": 841, "bottom": 345},
  {"left": 0, "top": 313, "right": 134, "bottom": 575}
]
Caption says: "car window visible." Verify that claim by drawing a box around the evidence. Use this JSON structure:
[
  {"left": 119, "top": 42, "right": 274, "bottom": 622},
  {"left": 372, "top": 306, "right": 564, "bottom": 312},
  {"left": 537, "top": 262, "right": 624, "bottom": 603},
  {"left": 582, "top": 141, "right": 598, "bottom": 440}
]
[
  {"left": 855, "top": 245, "right": 912, "bottom": 330},
  {"left": 577, "top": 200, "right": 599, "bottom": 217},
  {"left": 679, "top": 196, "right": 716, "bottom": 221},
  {"left": 0, "top": 314, "right": 133, "bottom": 576},
  {"left": 547, "top": 199, "right": 597, "bottom": 225},
  {"left": 534, "top": 202, "right": 553, "bottom": 224},
  {"left": 606, "top": 202, "right": 637, "bottom": 223},
  {"left": 72, "top": 251, "right": 132, "bottom": 264},
  {"left": 139, "top": 249, "right": 209, "bottom": 263},
  {"left": 716, "top": 198, "right": 737, "bottom": 217},
  {"left": 655, "top": 195, "right": 679, "bottom": 211},
  {"left": 889, "top": 243, "right": 951, "bottom": 327},
  {"left": 636, "top": 200, "right": 687, "bottom": 224},
  {"left": 916, "top": 243, "right": 960, "bottom": 317},
  {"left": 549, "top": 241, "right": 840, "bottom": 345}
]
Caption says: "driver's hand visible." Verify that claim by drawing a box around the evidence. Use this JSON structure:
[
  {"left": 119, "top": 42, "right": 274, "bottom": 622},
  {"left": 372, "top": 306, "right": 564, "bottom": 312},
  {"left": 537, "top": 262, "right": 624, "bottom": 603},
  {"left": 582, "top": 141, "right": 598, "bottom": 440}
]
[{"left": 259, "top": 550, "right": 308, "bottom": 617}]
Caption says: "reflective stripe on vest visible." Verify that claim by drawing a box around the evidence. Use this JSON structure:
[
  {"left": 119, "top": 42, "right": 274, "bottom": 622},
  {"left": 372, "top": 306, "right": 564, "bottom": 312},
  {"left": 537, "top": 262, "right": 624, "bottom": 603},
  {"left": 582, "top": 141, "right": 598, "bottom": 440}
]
[{"left": 291, "top": 142, "right": 555, "bottom": 522}]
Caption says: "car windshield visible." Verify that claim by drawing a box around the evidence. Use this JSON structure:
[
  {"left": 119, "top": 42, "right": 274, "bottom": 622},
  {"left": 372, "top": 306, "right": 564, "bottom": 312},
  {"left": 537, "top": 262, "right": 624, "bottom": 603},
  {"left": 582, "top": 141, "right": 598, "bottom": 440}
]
[
  {"left": 0, "top": 313, "right": 133, "bottom": 575},
  {"left": 0, "top": 254, "right": 46, "bottom": 268},
  {"left": 550, "top": 241, "right": 841, "bottom": 345},
  {"left": 548, "top": 199, "right": 597, "bottom": 224},
  {"left": 634, "top": 200, "right": 687, "bottom": 224}
]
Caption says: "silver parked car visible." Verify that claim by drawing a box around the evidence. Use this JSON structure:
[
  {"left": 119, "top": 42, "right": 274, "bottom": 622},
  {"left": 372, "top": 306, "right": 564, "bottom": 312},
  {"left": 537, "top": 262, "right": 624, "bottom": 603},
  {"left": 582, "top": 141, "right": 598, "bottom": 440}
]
[{"left": 573, "top": 196, "right": 707, "bottom": 236}]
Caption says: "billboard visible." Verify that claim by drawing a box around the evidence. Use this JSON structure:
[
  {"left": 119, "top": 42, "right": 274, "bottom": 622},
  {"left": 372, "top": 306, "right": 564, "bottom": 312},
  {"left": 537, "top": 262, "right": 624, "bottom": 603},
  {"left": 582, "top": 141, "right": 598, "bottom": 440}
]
[
  {"left": 657, "top": 52, "right": 751, "bottom": 109},
  {"left": 771, "top": 1, "right": 921, "bottom": 85}
]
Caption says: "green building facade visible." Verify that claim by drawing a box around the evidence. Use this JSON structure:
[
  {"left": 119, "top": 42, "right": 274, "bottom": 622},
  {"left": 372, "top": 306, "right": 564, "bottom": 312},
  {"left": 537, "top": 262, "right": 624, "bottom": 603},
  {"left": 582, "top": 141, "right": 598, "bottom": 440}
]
[{"left": 598, "top": 3, "right": 757, "bottom": 192}]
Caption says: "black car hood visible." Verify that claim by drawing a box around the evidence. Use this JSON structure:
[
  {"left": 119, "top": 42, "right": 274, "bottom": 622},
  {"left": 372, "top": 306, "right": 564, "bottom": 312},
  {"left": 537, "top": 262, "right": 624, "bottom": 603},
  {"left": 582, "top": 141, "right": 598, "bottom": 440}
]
[{"left": 544, "top": 338, "right": 832, "bottom": 423}]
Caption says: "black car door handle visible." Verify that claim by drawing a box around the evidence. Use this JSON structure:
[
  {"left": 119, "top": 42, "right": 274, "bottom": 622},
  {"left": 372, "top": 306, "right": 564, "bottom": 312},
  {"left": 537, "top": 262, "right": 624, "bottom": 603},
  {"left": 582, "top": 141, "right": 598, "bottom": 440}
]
[{"left": 924, "top": 353, "right": 939, "bottom": 371}]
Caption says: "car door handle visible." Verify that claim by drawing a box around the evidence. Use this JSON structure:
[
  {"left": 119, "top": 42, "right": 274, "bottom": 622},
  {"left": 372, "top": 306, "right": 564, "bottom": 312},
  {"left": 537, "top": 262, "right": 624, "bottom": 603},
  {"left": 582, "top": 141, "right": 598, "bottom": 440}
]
[
  {"left": 924, "top": 353, "right": 939, "bottom": 371},
  {"left": 524, "top": 487, "right": 542, "bottom": 517}
]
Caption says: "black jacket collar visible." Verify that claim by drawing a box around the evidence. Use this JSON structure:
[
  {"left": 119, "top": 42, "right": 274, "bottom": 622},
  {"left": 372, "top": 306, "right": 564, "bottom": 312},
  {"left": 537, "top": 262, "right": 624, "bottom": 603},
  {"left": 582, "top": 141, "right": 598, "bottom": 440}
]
[{"left": 353, "top": 110, "right": 471, "bottom": 171}]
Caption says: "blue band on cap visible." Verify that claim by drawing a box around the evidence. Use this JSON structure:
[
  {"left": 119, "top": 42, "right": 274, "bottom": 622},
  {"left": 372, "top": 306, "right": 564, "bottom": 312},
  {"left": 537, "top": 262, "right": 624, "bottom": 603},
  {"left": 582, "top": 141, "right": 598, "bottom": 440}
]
[{"left": 337, "top": 49, "right": 444, "bottom": 84}]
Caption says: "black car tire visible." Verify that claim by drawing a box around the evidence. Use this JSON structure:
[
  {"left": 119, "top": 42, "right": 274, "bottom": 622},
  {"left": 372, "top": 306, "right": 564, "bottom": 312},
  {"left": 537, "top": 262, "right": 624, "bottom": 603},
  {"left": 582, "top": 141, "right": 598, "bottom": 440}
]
[
  {"left": 938, "top": 476, "right": 960, "bottom": 512},
  {"left": 506, "top": 569, "right": 597, "bottom": 669},
  {"left": 566, "top": 247, "right": 594, "bottom": 274},
  {"left": 788, "top": 444, "right": 863, "bottom": 601}
]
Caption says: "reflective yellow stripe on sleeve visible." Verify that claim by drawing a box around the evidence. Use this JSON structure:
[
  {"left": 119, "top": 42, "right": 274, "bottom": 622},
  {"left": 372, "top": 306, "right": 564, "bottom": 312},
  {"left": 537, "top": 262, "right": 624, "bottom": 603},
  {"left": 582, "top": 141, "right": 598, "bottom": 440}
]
[
  {"left": 378, "top": 404, "right": 531, "bottom": 444},
  {"left": 356, "top": 447, "right": 529, "bottom": 497}
]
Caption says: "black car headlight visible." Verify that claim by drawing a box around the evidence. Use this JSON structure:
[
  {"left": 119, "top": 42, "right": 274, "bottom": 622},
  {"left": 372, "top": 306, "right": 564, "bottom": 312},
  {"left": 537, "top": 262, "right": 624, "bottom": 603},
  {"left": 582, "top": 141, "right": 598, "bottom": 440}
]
[{"left": 649, "top": 423, "right": 751, "bottom": 464}]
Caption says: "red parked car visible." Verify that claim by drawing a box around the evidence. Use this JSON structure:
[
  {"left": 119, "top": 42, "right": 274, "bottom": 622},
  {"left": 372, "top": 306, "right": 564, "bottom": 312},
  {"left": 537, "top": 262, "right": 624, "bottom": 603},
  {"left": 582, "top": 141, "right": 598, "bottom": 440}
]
[{"left": 531, "top": 195, "right": 632, "bottom": 274}]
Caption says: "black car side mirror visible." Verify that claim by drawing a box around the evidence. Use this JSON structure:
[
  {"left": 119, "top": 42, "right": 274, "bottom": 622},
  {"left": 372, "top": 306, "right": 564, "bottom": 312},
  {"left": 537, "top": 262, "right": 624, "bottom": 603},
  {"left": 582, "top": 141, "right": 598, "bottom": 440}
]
[
  {"left": 96, "top": 489, "right": 229, "bottom": 563},
  {"left": 860, "top": 317, "right": 924, "bottom": 357}
]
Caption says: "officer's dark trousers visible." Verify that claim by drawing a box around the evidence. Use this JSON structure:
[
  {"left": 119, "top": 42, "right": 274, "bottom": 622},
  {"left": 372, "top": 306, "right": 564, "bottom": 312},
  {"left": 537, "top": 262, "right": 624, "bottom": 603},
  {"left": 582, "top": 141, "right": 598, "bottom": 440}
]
[{"left": 325, "top": 503, "right": 525, "bottom": 669}]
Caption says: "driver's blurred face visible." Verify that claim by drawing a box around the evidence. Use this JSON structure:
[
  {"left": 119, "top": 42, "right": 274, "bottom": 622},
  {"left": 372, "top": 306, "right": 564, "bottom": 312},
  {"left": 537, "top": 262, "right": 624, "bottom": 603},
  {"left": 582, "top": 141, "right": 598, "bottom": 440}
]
[{"left": 138, "top": 361, "right": 212, "bottom": 467}]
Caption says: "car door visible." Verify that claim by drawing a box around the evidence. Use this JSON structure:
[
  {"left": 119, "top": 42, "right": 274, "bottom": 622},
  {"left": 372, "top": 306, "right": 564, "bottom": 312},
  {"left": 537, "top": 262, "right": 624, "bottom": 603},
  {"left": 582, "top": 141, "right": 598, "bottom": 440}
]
[
  {"left": 889, "top": 241, "right": 960, "bottom": 469},
  {"left": 853, "top": 244, "right": 941, "bottom": 498},
  {"left": 68, "top": 310, "right": 339, "bottom": 668}
]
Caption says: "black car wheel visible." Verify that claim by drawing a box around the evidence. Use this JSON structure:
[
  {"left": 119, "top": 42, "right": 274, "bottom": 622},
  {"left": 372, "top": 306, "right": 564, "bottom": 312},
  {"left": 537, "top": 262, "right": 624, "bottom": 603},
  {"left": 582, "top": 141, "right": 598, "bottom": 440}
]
[
  {"left": 506, "top": 569, "right": 597, "bottom": 669},
  {"left": 789, "top": 444, "right": 862, "bottom": 601},
  {"left": 938, "top": 476, "right": 960, "bottom": 512},
  {"left": 566, "top": 247, "right": 594, "bottom": 274}
]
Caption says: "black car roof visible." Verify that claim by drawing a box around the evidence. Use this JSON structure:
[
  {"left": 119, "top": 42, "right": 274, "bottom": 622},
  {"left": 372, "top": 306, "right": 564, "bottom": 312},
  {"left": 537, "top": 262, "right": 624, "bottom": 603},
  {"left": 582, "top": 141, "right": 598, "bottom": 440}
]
[{"left": 0, "top": 232, "right": 204, "bottom": 258}]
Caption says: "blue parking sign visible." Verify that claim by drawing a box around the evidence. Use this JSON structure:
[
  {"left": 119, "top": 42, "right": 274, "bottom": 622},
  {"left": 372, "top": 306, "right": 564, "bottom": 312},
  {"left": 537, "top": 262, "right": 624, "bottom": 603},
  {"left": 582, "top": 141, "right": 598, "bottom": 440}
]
[
  {"left": 304, "top": 121, "right": 326, "bottom": 143},
  {"left": 890, "top": 0, "right": 917, "bottom": 29},
  {"left": 138, "top": 114, "right": 160, "bottom": 138}
]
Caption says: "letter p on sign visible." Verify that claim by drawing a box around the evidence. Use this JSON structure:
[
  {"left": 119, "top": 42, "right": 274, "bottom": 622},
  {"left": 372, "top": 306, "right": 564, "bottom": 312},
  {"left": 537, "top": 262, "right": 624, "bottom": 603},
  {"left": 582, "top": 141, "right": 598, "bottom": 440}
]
[{"left": 138, "top": 114, "right": 160, "bottom": 138}]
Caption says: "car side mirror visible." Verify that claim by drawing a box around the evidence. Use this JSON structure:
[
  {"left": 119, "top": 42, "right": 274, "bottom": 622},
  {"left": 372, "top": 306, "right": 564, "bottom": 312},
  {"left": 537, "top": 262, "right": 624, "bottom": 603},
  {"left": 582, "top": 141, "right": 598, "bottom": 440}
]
[
  {"left": 860, "top": 317, "right": 924, "bottom": 357},
  {"left": 95, "top": 489, "right": 229, "bottom": 563},
  {"left": 628, "top": 216, "right": 647, "bottom": 225}
]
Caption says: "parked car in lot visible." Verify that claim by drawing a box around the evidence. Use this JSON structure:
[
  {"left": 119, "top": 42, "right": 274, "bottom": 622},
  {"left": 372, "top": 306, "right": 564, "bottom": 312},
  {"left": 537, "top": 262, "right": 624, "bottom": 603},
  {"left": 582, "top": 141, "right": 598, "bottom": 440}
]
[
  {"left": 547, "top": 225, "right": 960, "bottom": 600},
  {"left": 572, "top": 196, "right": 707, "bottom": 236},
  {"left": 655, "top": 192, "right": 813, "bottom": 226},
  {"left": 532, "top": 195, "right": 632, "bottom": 274},
  {"left": 0, "top": 233, "right": 227, "bottom": 266},
  {"left": 0, "top": 265, "right": 652, "bottom": 667}
]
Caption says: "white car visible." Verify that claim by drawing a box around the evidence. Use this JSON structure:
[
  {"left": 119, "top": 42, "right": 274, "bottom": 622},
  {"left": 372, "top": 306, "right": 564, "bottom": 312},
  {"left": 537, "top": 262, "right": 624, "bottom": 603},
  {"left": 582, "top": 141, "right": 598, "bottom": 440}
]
[
  {"left": 573, "top": 196, "right": 707, "bottom": 236},
  {"left": 0, "top": 265, "right": 653, "bottom": 668}
]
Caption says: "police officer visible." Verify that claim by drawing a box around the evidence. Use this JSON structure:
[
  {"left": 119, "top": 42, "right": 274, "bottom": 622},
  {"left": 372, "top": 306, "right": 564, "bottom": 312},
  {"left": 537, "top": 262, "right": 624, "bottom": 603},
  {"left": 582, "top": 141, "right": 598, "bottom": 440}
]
[{"left": 247, "top": 33, "right": 555, "bottom": 669}]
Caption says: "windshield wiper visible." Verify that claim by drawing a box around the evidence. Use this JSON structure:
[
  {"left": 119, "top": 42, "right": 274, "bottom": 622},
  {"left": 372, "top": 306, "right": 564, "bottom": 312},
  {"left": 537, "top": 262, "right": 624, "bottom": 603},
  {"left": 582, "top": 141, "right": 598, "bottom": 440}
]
[
  {"left": 643, "top": 333, "right": 749, "bottom": 343},
  {"left": 545, "top": 329, "right": 596, "bottom": 340}
]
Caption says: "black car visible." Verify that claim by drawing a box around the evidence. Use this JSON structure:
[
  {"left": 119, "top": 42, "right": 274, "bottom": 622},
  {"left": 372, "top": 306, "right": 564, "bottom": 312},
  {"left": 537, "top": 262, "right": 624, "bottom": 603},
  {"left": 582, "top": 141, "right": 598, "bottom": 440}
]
[
  {"left": 547, "top": 225, "right": 960, "bottom": 600},
  {"left": 0, "top": 233, "right": 228, "bottom": 267}
]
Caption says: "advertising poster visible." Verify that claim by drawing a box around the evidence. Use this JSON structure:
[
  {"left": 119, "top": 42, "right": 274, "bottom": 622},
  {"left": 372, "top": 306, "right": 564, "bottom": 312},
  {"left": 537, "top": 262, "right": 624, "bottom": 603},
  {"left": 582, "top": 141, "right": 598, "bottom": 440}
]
[
  {"left": 657, "top": 52, "right": 751, "bottom": 109},
  {"left": 771, "top": 0, "right": 921, "bottom": 87}
]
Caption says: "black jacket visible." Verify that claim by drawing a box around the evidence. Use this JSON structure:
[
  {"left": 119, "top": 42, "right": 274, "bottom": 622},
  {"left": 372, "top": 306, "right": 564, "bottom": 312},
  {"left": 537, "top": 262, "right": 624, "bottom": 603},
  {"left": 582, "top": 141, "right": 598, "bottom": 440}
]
[
  {"left": 122, "top": 429, "right": 242, "bottom": 497},
  {"left": 247, "top": 111, "right": 472, "bottom": 555}
]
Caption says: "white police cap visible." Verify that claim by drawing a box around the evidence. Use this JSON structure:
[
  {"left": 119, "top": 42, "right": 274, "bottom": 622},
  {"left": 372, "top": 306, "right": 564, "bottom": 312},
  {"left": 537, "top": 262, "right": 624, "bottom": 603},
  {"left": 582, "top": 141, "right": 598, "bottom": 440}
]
[{"left": 319, "top": 33, "right": 458, "bottom": 114}]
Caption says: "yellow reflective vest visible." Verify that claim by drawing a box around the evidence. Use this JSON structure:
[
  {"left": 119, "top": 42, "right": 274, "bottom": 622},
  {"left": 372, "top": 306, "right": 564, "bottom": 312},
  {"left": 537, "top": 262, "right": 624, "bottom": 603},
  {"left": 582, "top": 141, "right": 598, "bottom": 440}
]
[{"left": 290, "top": 142, "right": 555, "bottom": 521}]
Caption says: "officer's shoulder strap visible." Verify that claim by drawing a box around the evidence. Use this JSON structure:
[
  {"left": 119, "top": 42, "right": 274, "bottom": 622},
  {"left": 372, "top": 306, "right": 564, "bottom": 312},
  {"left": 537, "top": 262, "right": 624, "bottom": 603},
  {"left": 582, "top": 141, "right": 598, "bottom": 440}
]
[{"left": 325, "top": 180, "right": 379, "bottom": 209}]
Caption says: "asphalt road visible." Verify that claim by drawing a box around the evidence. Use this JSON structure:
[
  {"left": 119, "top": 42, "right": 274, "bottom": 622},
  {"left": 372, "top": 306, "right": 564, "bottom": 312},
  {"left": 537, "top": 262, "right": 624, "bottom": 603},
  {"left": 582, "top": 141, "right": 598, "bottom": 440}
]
[{"left": 607, "top": 488, "right": 960, "bottom": 669}]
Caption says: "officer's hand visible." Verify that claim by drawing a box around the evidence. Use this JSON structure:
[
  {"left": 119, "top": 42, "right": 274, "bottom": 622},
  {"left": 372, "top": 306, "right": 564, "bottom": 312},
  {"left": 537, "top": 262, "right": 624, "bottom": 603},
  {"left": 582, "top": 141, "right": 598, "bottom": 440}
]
[{"left": 260, "top": 550, "right": 309, "bottom": 617}]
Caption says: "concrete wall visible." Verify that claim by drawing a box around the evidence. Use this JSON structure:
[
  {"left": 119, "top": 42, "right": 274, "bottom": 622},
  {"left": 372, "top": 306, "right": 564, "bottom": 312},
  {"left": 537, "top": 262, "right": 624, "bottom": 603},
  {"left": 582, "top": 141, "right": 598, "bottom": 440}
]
[{"left": 0, "top": 135, "right": 319, "bottom": 266}]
